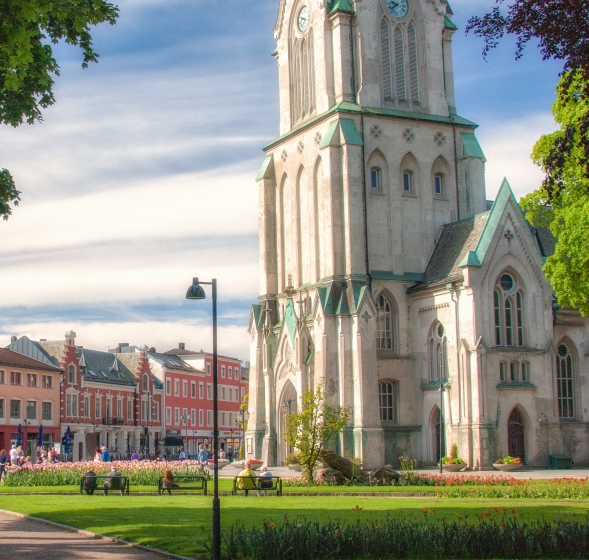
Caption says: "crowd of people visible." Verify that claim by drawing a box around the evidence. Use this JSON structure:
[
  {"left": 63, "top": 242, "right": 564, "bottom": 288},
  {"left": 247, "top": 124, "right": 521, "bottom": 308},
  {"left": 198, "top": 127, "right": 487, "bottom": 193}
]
[{"left": 0, "top": 444, "right": 61, "bottom": 480}]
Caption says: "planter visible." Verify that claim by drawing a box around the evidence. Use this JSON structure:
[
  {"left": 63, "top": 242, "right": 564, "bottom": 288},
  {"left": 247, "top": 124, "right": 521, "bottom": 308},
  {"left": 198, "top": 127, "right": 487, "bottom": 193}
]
[
  {"left": 249, "top": 461, "right": 263, "bottom": 471},
  {"left": 493, "top": 463, "right": 523, "bottom": 472},
  {"left": 287, "top": 464, "right": 302, "bottom": 472},
  {"left": 207, "top": 459, "right": 230, "bottom": 470},
  {"left": 442, "top": 463, "right": 466, "bottom": 472}
]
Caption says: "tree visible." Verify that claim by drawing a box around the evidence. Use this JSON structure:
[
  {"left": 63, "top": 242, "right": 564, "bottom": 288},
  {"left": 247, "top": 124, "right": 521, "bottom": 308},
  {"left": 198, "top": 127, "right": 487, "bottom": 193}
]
[
  {"left": 0, "top": 0, "right": 119, "bottom": 219},
  {"left": 521, "top": 70, "right": 589, "bottom": 315},
  {"left": 467, "top": 1, "right": 589, "bottom": 314},
  {"left": 285, "top": 383, "right": 349, "bottom": 481}
]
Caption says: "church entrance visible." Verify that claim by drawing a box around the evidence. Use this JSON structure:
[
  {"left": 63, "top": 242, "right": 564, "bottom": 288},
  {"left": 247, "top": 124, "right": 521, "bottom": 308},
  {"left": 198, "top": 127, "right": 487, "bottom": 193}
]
[
  {"left": 430, "top": 406, "right": 445, "bottom": 464},
  {"left": 508, "top": 409, "right": 525, "bottom": 463},
  {"left": 278, "top": 381, "right": 297, "bottom": 465}
]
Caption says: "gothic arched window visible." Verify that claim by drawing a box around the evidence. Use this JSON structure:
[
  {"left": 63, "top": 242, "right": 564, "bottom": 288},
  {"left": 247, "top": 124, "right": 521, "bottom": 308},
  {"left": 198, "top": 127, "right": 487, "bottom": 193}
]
[
  {"left": 407, "top": 22, "right": 419, "bottom": 103},
  {"left": 494, "top": 272, "right": 525, "bottom": 347},
  {"left": 376, "top": 293, "right": 396, "bottom": 351},
  {"left": 394, "top": 27, "right": 406, "bottom": 101},
  {"left": 291, "top": 28, "right": 316, "bottom": 125},
  {"left": 429, "top": 322, "right": 447, "bottom": 382},
  {"left": 380, "top": 19, "right": 392, "bottom": 101},
  {"left": 556, "top": 343, "right": 575, "bottom": 418},
  {"left": 379, "top": 381, "right": 397, "bottom": 422}
]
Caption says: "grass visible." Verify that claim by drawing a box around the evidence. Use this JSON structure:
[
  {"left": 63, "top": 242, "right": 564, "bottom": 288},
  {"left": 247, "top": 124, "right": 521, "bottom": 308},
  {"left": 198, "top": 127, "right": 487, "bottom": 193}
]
[{"left": 2, "top": 494, "right": 589, "bottom": 558}]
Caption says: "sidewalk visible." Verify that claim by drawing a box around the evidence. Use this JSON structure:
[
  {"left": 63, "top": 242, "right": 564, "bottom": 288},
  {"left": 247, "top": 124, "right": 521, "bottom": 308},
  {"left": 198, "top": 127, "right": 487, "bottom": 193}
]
[{"left": 0, "top": 512, "right": 171, "bottom": 559}]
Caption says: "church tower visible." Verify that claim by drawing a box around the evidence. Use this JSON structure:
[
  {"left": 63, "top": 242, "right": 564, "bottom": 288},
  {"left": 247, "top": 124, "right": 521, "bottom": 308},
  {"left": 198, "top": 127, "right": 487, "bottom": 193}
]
[{"left": 247, "top": 0, "right": 488, "bottom": 468}]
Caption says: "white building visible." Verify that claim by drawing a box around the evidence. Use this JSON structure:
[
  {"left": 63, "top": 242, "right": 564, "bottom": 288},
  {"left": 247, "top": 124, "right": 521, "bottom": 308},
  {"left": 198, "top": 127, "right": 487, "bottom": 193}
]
[{"left": 246, "top": 0, "right": 589, "bottom": 469}]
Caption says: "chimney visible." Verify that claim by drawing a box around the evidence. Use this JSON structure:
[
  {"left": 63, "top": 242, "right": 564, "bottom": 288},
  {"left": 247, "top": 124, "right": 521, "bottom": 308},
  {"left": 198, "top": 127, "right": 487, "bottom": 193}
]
[
  {"left": 149, "top": 347, "right": 156, "bottom": 353},
  {"left": 40, "top": 339, "right": 47, "bottom": 342},
  {"left": 10, "top": 336, "right": 16, "bottom": 343},
  {"left": 179, "top": 343, "right": 185, "bottom": 350},
  {"left": 140, "top": 345, "right": 149, "bottom": 358}
]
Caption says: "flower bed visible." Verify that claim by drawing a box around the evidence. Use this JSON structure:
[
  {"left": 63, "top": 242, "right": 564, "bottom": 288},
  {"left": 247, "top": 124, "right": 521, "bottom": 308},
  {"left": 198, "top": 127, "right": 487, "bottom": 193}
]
[{"left": 1, "top": 460, "right": 207, "bottom": 487}]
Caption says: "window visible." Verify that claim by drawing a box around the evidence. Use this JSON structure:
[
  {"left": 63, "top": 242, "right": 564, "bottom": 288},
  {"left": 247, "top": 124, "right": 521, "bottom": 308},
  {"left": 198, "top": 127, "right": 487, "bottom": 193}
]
[
  {"left": 557, "top": 344, "right": 575, "bottom": 418},
  {"left": 403, "top": 171, "right": 412, "bottom": 193},
  {"left": 199, "top": 409, "right": 204, "bottom": 426},
  {"left": 494, "top": 272, "right": 525, "bottom": 347},
  {"left": 117, "top": 399, "right": 123, "bottom": 419},
  {"left": 26, "top": 373, "right": 37, "bottom": 387},
  {"left": 166, "top": 379, "right": 171, "bottom": 395},
  {"left": 174, "top": 379, "right": 180, "bottom": 396},
  {"left": 174, "top": 408, "right": 180, "bottom": 425},
  {"left": 182, "top": 380, "right": 187, "bottom": 397},
  {"left": 241, "top": 388, "right": 245, "bottom": 401},
  {"left": 206, "top": 363, "right": 211, "bottom": 376},
  {"left": 191, "top": 409, "right": 196, "bottom": 425},
  {"left": 407, "top": 22, "right": 419, "bottom": 103},
  {"left": 83, "top": 396, "right": 90, "bottom": 418},
  {"left": 10, "top": 371, "right": 21, "bottom": 385},
  {"left": 510, "top": 362, "right": 518, "bottom": 382},
  {"left": 222, "top": 387, "right": 226, "bottom": 400},
  {"left": 95, "top": 397, "right": 101, "bottom": 419},
  {"left": 0, "top": 398, "right": 4, "bottom": 418},
  {"left": 10, "top": 400, "right": 21, "bottom": 419},
  {"left": 235, "top": 369, "right": 240, "bottom": 381},
  {"left": 154, "top": 402, "right": 159, "bottom": 422},
  {"left": 221, "top": 366, "right": 226, "bottom": 378},
  {"left": 42, "top": 402, "right": 52, "bottom": 421},
  {"left": 199, "top": 382, "right": 204, "bottom": 399},
  {"left": 521, "top": 362, "right": 529, "bottom": 383},
  {"left": 434, "top": 174, "right": 443, "bottom": 196},
  {"left": 429, "top": 322, "right": 447, "bottom": 382},
  {"left": 68, "top": 364, "right": 76, "bottom": 384},
  {"left": 207, "top": 384, "right": 212, "bottom": 400},
  {"left": 191, "top": 381, "right": 196, "bottom": 398},
  {"left": 371, "top": 168, "right": 381, "bottom": 191},
  {"left": 141, "top": 401, "right": 148, "bottom": 422},
  {"left": 379, "top": 381, "right": 396, "bottom": 422},
  {"left": 127, "top": 401, "right": 133, "bottom": 420},
  {"left": 500, "top": 362, "right": 507, "bottom": 382},
  {"left": 26, "top": 401, "right": 37, "bottom": 419},
  {"left": 66, "top": 394, "right": 78, "bottom": 417},
  {"left": 182, "top": 408, "right": 188, "bottom": 426},
  {"left": 222, "top": 412, "right": 226, "bottom": 427},
  {"left": 142, "top": 374, "right": 149, "bottom": 392},
  {"left": 291, "top": 27, "right": 316, "bottom": 124},
  {"left": 166, "top": 407, "right": 172, "bottom": 425},
  {"left": 394, "top": 27, "right": 406, "bottom": 100},
  {"left": 376, "top": 293, "right": 395, "bottom": 351},
  {"left": 207, "top": 410, "right": 213, "bottom": 427},
  {"left": 42, "top": 375, "right": 53, "bottom": 389},
  {"left": 228, "top": 367, "right": 233, "bottom": 379},
  {"left": 0, "top": 370, "right": 4, "bottom": 384},
  {"left": 380, "top": 18, "right": 392, "bottom": 100},
  {"left": 106, "top": 399, "right": 112, "bottom": 419}
]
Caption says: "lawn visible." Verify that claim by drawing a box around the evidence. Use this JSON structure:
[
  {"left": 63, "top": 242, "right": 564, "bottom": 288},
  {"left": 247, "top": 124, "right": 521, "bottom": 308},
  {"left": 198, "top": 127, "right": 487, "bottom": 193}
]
[{"left": 2, "top": 494, "right": 588, "bottom": 558}]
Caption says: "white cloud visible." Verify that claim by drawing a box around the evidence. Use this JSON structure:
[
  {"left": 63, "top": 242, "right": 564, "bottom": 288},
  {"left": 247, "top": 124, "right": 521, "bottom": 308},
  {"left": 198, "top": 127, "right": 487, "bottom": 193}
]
[
  {"left": 2, "top": 320, "right": 250, "bottom": 363},
  {"left": 478, "top": 112, "right": 557, "bottom": 200}
]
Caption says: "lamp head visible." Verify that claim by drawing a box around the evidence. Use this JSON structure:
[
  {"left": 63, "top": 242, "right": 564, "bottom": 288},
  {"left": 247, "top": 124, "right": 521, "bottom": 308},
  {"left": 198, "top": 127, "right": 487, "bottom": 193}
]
[{"left": 186, "top": 277, "right": 206, "bottom": 300}]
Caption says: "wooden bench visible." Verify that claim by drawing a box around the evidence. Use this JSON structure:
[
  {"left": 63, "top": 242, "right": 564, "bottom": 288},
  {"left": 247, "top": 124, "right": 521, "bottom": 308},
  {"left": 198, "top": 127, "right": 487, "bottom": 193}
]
[
  {"left": 80, "top": 474, "right": 130, "bottom": 496},
  {"left": 232, "top": 476, "right": 282, "bottom": 496},
  {"left": 158, "top": 475, "right": 208, "bottom": 495}
]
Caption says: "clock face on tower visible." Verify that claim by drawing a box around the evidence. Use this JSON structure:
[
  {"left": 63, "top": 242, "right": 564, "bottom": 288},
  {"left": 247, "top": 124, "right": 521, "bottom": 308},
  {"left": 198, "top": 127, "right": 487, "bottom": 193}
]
[
  {"left": 386, "top": 0, "right": 409, "bottom": 18},
  {"left": 298, "top": 6, "right": 310, "bottom": 32}
]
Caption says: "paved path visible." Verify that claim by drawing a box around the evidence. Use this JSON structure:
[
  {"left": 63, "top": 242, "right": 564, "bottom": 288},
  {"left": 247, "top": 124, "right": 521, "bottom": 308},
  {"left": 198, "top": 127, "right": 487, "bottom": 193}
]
[{"left": 0, "top": 512, "right": 168, "bottom": 559}]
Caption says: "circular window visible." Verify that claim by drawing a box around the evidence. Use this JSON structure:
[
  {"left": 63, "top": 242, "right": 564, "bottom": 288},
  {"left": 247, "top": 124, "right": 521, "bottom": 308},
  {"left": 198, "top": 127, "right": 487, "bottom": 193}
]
[
  {"left": 437, "top": 324, "right": 445, "bottom": 338},
  {"left": 500, "top": 274, "right": 514, "bottom": 292}
]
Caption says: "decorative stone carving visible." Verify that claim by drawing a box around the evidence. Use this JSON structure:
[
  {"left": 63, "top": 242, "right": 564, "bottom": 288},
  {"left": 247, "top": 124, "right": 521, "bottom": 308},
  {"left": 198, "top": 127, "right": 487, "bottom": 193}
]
[
  {"left": 314, "top": 131, "right": 322, "bottom": 145},
  {"left": 297, "top": 140, "right": 305, "bottom": 154},
  {"left": 434, "top": 131, "right": 447, "bottom": 146},
  {"left": 403, "top": 128, "right": 415, "bottom": 143},
  {"left": 370, "top": 125, "right": 382, "bottom": 138},
  {"left": 361, "top": 311, "right": 373, "bottom": 324},
  {"left": 281, "top": 150, "right": 288, "bottom": 162}
]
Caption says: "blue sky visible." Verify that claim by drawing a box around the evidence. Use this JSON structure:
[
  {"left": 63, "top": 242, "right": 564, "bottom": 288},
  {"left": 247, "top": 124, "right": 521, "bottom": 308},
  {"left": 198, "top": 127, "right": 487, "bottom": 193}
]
[{"left": 0, "top": 0, "right": 563, "bottom": 360}]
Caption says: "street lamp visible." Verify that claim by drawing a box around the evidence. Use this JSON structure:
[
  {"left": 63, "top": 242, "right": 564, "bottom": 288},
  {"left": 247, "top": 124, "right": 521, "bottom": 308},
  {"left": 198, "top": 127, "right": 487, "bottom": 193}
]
[{"left": 186, "top": 277, "right": 221, "bottom": 560}]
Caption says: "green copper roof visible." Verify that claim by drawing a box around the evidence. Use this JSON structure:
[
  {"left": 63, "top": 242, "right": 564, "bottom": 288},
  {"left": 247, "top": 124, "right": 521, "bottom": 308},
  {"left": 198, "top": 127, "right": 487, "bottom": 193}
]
[
  {"left": 256, "top": 154, "right": 274, "bottom": 181},
  {"left": 319, "top": 118, "right": 363, "bottom": 148},
  {"left": 264, "top": 102, "right": 477, "bottom": 151},
  {"left": 459, "top": 178, "right": 542, "bottom": 268},
  {"left": 284, "top": 298, "right": 297, "bottom": 346},
  {"left": 461, "top": 133, "right": 486, "bottom": 160},
  {"left": 444, "top": 16, "right": 457, "bottom": 30},
  {"left": 329, "top": 0, "right": 354, "bottom": 14}
]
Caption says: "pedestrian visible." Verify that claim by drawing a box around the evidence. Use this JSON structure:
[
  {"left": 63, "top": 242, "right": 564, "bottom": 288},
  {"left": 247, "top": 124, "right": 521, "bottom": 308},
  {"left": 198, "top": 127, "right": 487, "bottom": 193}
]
[
  {"left": 179, "top": 448, "right": 186, "bottom": 461},
  {"left": 93, "top": 447, "right": 103, "bottom": 462},
  {"left": 130, "top": 449, "right": 139, "bottom": 461},
  {"left": 101, "top": 445, "right": 112, "bottom": 462},
  {"left": 9, "top": 445, "right": 18, "bottom": 465},
  {"left": 227, "top": 450, "right": 234, "bottom": 463},
  {"left": 16, "top": 446, "right": 24, "bottom": 461},
  {"left": 0, "top": 449, "right": 8, "bottom": 481},
  {"left": 197, "top": 444, "right": 208, "bottom": 465},
  {"left": 237, "top": 461, "right": 257, "bottom": 497},
  {"left": 258, "top": 465, "right": 273, "bottom": 497}
]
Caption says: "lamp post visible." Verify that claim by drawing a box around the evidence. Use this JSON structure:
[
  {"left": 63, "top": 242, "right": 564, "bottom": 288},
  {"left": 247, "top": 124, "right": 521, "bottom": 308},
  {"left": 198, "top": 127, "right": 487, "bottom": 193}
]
[
  {"left": 282, "top": 399, "right": 294, "bottom": 458},
  {"left": 439, "top": 381, "right": 446, "bottom": 474},
  {"left": 186, "top": 277, "right": 220, "bottom": 560},
  {"left": 235, "top": 408, "right": 249, "bottom": 459}
]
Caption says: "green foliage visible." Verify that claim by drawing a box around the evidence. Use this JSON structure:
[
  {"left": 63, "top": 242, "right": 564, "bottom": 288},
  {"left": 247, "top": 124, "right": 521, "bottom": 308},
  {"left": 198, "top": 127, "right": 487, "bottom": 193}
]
[
  {"left": 398, "top": 456, "right": 417, "bottom": 471},
  {"left": 285, "top": 383, "right": 349, "bottom": 481},
  {"left": 0, "top": 168, "right": 20, "bottom": 219},
  {"left": 0, "top": 0, "right": 119, "bottom": 127},
  {"left": 222, "top": 515, "right": 589, "bottom": 559},
  {"left": 521, "top": 70, "right": 589, "bottom": 315},
  {"left": 441, "top": 443, "right": 465, "bottom": 465}
]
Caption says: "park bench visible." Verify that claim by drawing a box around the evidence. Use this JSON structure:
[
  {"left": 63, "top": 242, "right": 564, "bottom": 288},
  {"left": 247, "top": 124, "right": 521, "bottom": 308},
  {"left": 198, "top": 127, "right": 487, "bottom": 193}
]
[
  {"left": 549, "top": 455, "right": 573, "bottom": 469},
  {"left": 80, "top": 474, "right": 130, "bottom": 496},
  {"left": 232, "top": 476, "right": 282, "bottom": 496},
  {"left": 158, "top": 475, "right": 208, "bottom": 496}
]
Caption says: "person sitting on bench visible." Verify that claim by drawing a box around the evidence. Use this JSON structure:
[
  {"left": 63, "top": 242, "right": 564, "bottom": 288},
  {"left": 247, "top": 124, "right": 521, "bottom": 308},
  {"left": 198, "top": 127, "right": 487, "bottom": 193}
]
[
  {"left": 83, "top": 471, "right": 98, "bottom": 495},
  {"left": 162, "top": 469, "right": 180, "bottom": 495},
  {"left": 258, "top": 466, "right": 273, "bottom": 496},
  {"left": 104, "top": 467, "right": 124, "bottom": 495},
  {"left": 237, "top": 461, "right": 257, "bottom": 496}
]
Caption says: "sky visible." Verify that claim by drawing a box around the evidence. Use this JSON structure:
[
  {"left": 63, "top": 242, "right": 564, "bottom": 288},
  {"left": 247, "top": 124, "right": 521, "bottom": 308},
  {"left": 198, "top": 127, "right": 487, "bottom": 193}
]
[{"left": 0, "top": 0, "right": 563, "bottom": 361}]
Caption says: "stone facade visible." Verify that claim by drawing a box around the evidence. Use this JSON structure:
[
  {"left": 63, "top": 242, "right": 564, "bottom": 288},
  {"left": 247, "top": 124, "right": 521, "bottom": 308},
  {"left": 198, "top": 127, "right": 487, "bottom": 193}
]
[{"left": 247, "top": 0, "right": 589, "bottom": 469}]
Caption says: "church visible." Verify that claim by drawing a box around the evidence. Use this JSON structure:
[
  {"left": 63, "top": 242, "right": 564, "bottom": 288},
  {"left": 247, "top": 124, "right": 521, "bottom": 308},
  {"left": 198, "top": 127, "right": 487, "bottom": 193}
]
[{"left": 245, "top": 0, "right": 589, "bottom": 470}]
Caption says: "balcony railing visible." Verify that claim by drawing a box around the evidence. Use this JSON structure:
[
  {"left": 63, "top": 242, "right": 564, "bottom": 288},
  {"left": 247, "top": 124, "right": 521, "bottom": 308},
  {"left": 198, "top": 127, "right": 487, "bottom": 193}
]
[{"left": 103, "top": 417, "right": 124, "bottom": 426}]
